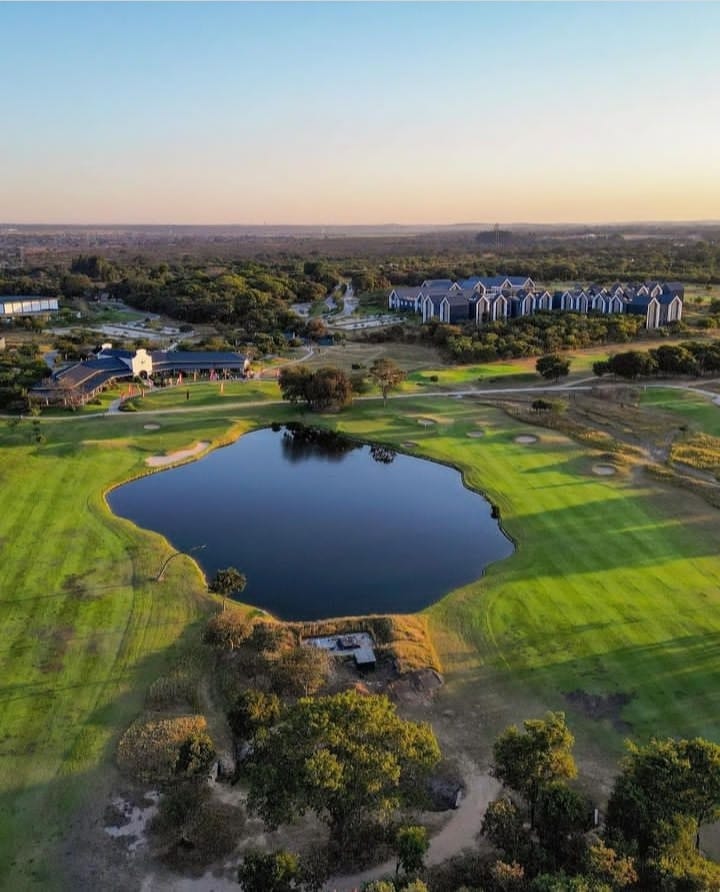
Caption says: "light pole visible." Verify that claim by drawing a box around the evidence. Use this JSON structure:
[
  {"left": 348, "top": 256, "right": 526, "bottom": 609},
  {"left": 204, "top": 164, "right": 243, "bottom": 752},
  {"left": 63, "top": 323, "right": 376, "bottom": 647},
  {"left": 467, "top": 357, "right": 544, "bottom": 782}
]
[{"left": 155, "top": 544, "right": 206, "bottom": 582}]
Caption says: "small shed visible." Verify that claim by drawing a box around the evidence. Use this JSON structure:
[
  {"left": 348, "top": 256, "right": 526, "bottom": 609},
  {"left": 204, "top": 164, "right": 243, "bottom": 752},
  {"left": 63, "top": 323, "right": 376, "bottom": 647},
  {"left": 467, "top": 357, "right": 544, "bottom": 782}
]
[{"left": 305, "top": 632, "right": 377, "bottom": 670}]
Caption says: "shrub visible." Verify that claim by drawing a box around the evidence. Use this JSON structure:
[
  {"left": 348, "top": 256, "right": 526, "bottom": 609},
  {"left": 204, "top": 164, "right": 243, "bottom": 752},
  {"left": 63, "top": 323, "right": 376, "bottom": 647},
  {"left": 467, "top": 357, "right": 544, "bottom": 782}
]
[
  {"left": 152, "top": 782, "right": 244, "bottom": 866},
  {"left": 204, "top": 608, "right": 253, "bottom": 650},
  {"left": 117, "top": 715, "right": 214, "bottom": 784}
]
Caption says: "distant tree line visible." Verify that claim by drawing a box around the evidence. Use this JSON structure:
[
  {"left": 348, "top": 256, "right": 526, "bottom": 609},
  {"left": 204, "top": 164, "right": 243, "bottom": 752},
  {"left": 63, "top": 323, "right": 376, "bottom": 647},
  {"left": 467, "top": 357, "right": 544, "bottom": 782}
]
[
  {"left": 363, "top": 313, "right": 645, "bottom": 363},
  {"left": 594, "top": 340, "right": 720, "bottom": 379}
]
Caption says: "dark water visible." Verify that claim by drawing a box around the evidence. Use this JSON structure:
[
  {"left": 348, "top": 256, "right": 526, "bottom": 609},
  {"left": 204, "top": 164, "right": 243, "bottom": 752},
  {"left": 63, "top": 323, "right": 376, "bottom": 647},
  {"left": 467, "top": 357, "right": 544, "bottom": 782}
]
[{"left": 108, "top": 426, "right": 514, "bottom": 620}]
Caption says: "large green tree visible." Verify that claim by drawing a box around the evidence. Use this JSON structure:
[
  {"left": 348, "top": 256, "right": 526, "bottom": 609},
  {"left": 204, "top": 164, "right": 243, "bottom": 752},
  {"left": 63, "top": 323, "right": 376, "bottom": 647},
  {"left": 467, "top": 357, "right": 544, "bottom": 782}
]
[
  {"left": 606, "top": 737, "right": 720, "bottom": 856},
  {"left": 492, "top": 712, "right": 577, "bottom": 829},
  {"left": 247, "top": 690, "right": 440, "bottom": 845},
  {"left": 536, "top": 354, "right": 571, "bottom": 383}
]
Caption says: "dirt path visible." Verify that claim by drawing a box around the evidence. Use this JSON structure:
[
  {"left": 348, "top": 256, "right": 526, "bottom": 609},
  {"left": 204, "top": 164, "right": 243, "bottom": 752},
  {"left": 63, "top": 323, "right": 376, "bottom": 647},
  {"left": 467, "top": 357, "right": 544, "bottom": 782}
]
[{"left": 323, "top": 767, "right": 501, "bottom": 891}]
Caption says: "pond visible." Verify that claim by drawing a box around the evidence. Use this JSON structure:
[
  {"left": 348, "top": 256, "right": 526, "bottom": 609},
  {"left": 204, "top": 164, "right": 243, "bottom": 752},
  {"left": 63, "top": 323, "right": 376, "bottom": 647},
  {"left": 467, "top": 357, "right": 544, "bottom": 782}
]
[{"left": 108, "top": 426, "right": 514, "bottom": 620}]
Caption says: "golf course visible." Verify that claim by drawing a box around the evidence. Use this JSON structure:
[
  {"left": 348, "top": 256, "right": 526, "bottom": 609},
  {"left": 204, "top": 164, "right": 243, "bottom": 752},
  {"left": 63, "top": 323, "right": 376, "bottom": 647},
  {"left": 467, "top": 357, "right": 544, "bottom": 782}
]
[{"left": 2, "top": 380, "right": 720, "bottom": 887}]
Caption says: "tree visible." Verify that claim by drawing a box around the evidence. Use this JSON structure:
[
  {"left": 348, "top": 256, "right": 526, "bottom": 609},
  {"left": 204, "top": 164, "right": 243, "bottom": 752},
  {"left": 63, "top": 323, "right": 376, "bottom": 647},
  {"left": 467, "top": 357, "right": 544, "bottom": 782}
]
[
  {"left": 209, "top": 566, "right": 247, "bottom": 598},
  {"left": 606, "top": 350, "right": 656, "bottom": 380},
  {"left": 237, "top": 850, "right": 300, "bottom": 892},
  {"left": 247, "top": 691, "right": 441, "bottom": 846},
  {"left": 394, "top": 825, "right": 429, "bottom": 881},
  {"left": 585, "top": 840, "right": 637, "bottom": 889},
  {"left": 279, "top": 365, "right": 353, "bottom": 412},
  {"left": 482, "top": 797, "right": 529, "bottom": 863},
  {"left": 493, "top": 712, "right": 577, "bottom": 829},
  {"left": 369, "top": 358, "right": 406, "bottom": 407},
  {"left": 606, "top": 737, "right": 720, "bottom": 856},
  {"left": 536, "top": 354, "right": 571, "bottom": 383},
  {"left": 227, "top": 690, "right": 281, "bottom": 741},
  {"left": 592, "top": 360, "right": 610, "bottom": 377},
  {"left": 535, "top": 782, "right": 589, "bottom": 868},
  {"left": 270, "top": 645, "right": 331, "bottom": 697}
]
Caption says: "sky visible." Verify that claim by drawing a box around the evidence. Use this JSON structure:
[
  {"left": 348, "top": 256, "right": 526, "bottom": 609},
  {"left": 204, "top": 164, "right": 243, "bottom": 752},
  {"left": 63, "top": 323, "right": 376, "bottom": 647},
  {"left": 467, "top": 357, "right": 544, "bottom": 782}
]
[{"left": 1, "top": 2, "right": 719, "bottom": 226}]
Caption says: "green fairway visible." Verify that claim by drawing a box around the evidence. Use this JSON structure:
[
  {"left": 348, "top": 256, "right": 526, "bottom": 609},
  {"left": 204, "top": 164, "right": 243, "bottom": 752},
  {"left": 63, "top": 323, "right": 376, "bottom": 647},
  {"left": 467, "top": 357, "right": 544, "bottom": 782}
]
[
  {"left": 3, "top": 391, "right": 720, "bottom": 884},
  {"left": 129, "top": 379, "right": 280, "bottom": 411},
  {"left": 0, "top": 410, "right": 282, "bottom": 888},
  {"left": 328, "top": 398, "right": 720, "bottom": 749},
  {"left": 641, "top": 386, "right": 720, "bottom": 436}
]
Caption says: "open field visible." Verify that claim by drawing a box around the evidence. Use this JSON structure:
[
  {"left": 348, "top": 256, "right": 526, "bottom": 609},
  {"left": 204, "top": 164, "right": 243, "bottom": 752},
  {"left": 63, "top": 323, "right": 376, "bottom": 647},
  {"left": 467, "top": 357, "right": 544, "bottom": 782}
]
[{"left": 4, "top": 384, "right": 720, "bottom": 884}]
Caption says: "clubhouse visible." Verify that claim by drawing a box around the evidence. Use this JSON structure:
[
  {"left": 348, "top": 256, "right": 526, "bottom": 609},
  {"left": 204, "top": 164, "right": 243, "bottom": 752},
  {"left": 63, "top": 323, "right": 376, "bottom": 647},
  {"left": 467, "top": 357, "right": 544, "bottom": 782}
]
[
  {"left": 30, "top": 344, "right": 251, "bottom": 407},
  {"left": 388, "top": 277, "right": 684, "bottom": 330}
]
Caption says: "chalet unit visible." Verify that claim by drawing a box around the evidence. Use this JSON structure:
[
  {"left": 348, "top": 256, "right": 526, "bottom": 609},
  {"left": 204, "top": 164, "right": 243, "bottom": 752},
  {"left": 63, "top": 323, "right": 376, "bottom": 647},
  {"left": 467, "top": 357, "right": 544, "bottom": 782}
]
[
  {"left": 0, "top": 296, "right": 59, "bottom": 318},
  {"left": 30, "top": 344, "right": 250, "bottom": 407},
  {"left": 390, "top": 277, "right": 684, "bottom": 330}
]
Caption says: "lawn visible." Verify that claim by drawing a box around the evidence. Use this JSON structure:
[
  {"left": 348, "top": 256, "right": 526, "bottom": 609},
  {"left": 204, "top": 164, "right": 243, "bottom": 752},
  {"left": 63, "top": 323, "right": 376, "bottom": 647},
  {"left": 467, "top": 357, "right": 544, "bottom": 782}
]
[
  {"left": 641, "top": 386, "right": 720, "bottom": 436},
  {"left": 0, "top": 409, "right": 284, "bottom": 888},
  {"left": 128, "top": 379, "right": 280, "bottom": 411},
  {"left": 4, "top": 390, "right": 720, "bottom": 884}
]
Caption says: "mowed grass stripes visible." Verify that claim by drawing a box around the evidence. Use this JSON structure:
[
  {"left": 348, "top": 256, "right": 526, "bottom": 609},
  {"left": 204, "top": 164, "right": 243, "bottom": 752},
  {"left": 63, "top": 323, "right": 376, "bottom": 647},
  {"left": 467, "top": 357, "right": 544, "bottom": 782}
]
[{"left": 2, "top": 395, "right": 720, "bottom": 885}]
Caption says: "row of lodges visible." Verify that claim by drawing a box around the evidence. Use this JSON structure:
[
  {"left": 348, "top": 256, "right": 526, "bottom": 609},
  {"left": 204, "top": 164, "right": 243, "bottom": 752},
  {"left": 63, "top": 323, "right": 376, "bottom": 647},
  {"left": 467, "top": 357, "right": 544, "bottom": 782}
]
[
  {"left": 30, "top": 344, "right": 250, "bottom": 407},
  {"left": 1, "top": 295, "right": 59, "bottom": 318},
  {"left": 388, "top": 276, "right": 684, "bottom": 329}
]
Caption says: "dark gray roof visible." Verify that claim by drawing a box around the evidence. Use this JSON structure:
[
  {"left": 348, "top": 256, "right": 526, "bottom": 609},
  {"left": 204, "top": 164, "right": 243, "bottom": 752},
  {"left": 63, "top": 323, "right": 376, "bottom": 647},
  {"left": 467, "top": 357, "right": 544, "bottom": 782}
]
[
  {"left": 150, "top": 350, "right": 247, "bottom": 370},
  {"left": 443, "top": 292, "right": 471, "bottom": 307}
]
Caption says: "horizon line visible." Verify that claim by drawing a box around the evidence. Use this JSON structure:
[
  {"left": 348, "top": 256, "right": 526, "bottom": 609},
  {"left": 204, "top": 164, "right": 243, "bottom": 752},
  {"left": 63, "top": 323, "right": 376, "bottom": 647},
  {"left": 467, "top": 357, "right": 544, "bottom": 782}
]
[{"left": 3, "top": 219, "right": 720, "bottom": 229}]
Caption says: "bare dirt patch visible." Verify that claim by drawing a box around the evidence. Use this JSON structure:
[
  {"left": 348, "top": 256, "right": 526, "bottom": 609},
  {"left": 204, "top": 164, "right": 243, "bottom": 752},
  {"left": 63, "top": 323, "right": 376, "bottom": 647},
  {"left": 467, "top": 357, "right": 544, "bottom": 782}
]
[
  {"left": 104, "top": 791, "right": 159, "bottom": 855},
  {"left": 592, "top": 464, "right": 617, "bottom": 476},
  {"left": 514, "top": 434, "right": 538, "bottom": 444},
  {"left": 146, "top": 442, "right": 209, "bottom": 467},
  {"left": 565, "top": 689, "right": 634, "bottom": 733}
]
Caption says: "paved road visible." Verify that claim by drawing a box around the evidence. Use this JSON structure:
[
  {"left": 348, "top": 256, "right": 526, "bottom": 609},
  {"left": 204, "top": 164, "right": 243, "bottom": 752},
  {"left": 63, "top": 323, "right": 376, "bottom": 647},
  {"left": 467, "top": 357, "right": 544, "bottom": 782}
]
[{"left": 8, "top": 377, "right": 720, "bottom": 424}]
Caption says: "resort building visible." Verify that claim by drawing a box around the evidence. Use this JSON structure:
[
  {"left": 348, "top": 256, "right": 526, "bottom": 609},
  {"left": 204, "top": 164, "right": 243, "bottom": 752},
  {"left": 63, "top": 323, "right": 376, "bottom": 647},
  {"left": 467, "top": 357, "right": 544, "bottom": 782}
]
[
  {"left": 30, "top": 344, "right": 251, "bottom": 407},
  {"left": 0, "top": 296, "right": 59, "bottom": 318},
  {"left": 388, "top": 277, "right": 684, "bottom": 330}
]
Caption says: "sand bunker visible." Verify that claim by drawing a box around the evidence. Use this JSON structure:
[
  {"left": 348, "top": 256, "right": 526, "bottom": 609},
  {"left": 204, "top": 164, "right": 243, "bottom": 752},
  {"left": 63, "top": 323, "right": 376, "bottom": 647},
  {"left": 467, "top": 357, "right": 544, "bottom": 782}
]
[
  {"left": 402, "top": 441, "right": 419, "bottom": 449},
  {"left": 515, "top": 435, "right": 538, "bottom": 444},
  {"left": 592, "top": 464, "right": 616, "bottom": 476},
  {"left": 143, "top": 424, "right": 160, "bottom": 431},
  {"left": 146, "top": 441, "right": 209, "bottom": 467},
  {"left": 466, "top": 431, "right": 484, "bottom": 439},
  {"left": 418, "top": 418, "right": 436, "bottom": 427}
]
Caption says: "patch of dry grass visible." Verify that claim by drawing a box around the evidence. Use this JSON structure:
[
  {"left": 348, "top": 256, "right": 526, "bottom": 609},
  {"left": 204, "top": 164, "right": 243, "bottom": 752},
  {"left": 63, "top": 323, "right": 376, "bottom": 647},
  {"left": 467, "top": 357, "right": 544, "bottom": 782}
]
[
  {"left": 117, "top": 715, "right": 212, "bottom": 784},
  {"left": 671, "top": 433, "right": 720, "bottom": 476}
]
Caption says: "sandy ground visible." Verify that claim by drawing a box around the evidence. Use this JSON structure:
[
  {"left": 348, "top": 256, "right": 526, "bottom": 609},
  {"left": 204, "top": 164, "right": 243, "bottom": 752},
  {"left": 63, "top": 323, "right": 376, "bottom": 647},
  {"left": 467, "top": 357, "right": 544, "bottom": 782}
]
[
  {"left": 515, "top": 434, "right": 538, "bottom": 444},
  {"left": 146, "top": 442, "right": 209, "bottom": 467},
  {"left": 592, "top": 464, "right": 616, "bottom": 476}
]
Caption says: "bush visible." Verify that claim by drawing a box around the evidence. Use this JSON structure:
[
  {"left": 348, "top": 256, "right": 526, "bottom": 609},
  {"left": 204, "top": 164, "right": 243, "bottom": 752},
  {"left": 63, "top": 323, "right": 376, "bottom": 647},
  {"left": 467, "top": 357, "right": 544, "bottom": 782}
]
[
  {"left": 204, "top": 608, "right": 253, "bottom": 650},
  {"left": 152, "top": 782, "right": 244, "bottom": 866},
  {"left": 117, "top": 715, "right": 214, "bottom": 784}
]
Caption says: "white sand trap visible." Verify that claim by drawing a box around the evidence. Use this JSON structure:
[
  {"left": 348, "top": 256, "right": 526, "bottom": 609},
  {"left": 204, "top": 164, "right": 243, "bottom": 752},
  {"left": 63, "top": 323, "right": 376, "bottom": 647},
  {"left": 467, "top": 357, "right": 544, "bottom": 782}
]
[
  {"left": 515, "top": 434, "right": 538, "bottom": 444},
  {"left": 402, "top": 441, "right": 419, "bottom": 449},
  {"left": 418, "top": 418, "right": 436, "bottom": 427},
  {"left": 146, "top": 441, "right": 209, "bottom": 467},
  {"left": 467, "top": 431, "right": 484, "bottom": 438},
  {"left": 593, "top": 464, "right": 616, "bottom": 476},
  {"left": 143, "top": 424, "right": 160, "bottom": 431}
]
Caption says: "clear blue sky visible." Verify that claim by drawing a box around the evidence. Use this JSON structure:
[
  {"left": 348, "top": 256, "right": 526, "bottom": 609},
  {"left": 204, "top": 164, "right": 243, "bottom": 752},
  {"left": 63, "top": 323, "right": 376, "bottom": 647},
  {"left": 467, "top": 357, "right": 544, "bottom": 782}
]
[{"left": 1, "top": 2, "right": 718, "bottom": 224}]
